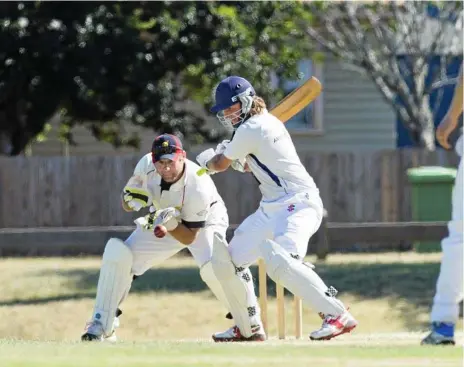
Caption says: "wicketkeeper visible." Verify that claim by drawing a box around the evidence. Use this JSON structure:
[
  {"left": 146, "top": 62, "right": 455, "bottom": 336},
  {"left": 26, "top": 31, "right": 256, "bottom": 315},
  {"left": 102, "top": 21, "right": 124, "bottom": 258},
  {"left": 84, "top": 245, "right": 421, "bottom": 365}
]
[{"left": 81, "top": 134, "right": 231, "bottom": 341}]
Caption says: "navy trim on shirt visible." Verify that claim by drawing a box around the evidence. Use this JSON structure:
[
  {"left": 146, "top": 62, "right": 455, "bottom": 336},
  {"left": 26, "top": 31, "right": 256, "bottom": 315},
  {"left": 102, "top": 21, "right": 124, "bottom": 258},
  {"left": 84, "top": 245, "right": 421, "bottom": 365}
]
[{"left": 248, "top": 154, "right": 281, "bottom": 187}]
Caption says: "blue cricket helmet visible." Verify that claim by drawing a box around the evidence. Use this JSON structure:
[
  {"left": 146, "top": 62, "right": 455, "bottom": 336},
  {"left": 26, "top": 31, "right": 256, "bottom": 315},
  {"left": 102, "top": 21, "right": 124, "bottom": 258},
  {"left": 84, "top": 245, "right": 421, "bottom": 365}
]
[{"left": 210, "top": 76, "right": 256, "bottom": 113}]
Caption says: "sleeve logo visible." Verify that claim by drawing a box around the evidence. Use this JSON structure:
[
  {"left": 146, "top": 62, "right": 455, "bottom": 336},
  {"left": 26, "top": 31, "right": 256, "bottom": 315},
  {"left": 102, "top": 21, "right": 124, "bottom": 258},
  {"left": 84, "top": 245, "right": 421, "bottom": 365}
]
[{"left": 196, "top": 209, "right": 208, "bottom": 216}]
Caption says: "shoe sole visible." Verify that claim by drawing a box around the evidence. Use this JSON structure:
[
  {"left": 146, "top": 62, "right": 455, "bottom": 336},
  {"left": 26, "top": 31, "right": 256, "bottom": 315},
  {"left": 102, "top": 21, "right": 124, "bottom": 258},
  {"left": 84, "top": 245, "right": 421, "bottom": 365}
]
[
  {"left": 81, "top": 333, "right": 102, "bottom": 342},
  {"left": 212, "top": 334, "right": 266, "bottom": 343},
  {"left": 421, "top": 339, "right": 456, "bottom": 346},
  {"left": 81, "top": 333, "right": 117, "bottom": 343},
  {"left": 310, "top": 322, "right": 358, "bottom": 341}
]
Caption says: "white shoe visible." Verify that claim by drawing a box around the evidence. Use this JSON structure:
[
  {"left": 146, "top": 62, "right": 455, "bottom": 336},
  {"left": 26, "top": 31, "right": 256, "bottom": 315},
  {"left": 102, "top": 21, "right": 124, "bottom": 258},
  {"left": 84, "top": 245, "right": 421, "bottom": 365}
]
[
  {"left": 81, "top": 317, "right": 119, "bottom": 342},
  {"left": 212, "top": 325, "right": 266, "bottom": 342},
  {"left": 310, "top": 311, "right": 358, "bottom": 341}
]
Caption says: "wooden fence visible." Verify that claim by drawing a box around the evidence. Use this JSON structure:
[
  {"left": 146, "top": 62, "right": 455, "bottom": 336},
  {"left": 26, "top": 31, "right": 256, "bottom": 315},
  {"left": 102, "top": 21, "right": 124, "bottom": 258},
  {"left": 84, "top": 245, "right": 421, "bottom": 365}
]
[
  {"left": 0, "top": 220, "right": 449, "bottom": 258},
  {"left": 0, "top": 149, "right": 459, "bottom": 228}
]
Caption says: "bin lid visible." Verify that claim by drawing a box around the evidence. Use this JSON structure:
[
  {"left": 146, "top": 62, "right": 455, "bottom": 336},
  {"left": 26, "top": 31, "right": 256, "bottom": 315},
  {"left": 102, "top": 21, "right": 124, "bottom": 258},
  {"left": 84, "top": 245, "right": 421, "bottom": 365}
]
[{"left": 407, "top": 166, "right": 457, "bottom": 183}]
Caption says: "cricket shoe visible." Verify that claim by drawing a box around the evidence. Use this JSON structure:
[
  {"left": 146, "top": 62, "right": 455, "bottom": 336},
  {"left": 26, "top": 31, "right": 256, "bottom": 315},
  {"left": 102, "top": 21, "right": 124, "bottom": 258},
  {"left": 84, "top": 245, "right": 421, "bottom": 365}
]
[
  {"left": 212, "top": 324, "right": 266, "bottom": 342},
  {"left": 81, "top": 317, "right": 119, "bottom": 342},
  {"left": 310, "top": 311, "right": 358, "bottom": 341},
  {"left": 421, "top": 322, "right": 455, "bottom": 346}
]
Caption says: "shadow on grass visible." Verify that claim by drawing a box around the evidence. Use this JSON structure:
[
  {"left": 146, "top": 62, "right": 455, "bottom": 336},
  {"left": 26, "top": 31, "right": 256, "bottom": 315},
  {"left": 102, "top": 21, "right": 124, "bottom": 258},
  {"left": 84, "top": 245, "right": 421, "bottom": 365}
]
[
  {"left": 0, "top": 258, "right": 448, "bottom": 329},
  {"left": 312, "top": 261, "right": 440, "bottom": 330}
]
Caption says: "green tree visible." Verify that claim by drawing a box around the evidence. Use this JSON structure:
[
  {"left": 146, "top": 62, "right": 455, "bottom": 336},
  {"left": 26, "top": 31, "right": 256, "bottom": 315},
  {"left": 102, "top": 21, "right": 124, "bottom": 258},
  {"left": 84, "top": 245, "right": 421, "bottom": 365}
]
[{"left": 0, "top": 1, "right": 313, "bottom": 155}]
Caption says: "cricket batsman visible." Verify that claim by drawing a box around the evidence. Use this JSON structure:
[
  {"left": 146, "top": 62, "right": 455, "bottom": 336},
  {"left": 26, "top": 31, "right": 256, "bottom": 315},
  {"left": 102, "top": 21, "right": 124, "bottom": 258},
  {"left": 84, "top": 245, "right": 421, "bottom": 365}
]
[
  {"left": 81, "top": 134, "right": 232, "bottom": 341},
  {"left": 422, "top": 65, "right": 463, "bottom": 346},
  {"left": 196, "top": 76, "right": 358, "bottom": 342}
]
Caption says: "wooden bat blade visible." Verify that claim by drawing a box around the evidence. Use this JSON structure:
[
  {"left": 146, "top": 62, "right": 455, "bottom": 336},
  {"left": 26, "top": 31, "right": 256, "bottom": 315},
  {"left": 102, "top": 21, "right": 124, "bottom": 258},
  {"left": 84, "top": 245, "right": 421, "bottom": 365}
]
[{"left": 270, "top": 77, "right": 322, "bottom": 123}]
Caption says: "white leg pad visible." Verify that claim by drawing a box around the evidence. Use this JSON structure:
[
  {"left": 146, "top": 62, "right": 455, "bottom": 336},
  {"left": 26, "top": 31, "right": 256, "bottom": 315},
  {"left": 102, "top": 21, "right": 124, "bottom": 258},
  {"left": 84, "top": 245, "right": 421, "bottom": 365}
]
[
  {"left": 93, "top": 238, "right": 133, "bottom": 336},
  {"left": 211, "top": 233, "right": 255, "bottom": 337},
  {"left": 200, "top": 261, "right": 231, "bottom": 313},
  {"left": 260, "top": 239, "right": 346, "bottom": 316}
]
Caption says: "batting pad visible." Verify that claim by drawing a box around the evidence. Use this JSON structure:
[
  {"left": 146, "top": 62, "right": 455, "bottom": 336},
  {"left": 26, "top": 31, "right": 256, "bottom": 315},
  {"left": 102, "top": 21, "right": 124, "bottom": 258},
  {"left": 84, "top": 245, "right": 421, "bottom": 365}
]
[
  {"left": 212, "top": 233, "right": 254, "bottom": 337},
  {"left": 200, "top": 261, "right": 231, "bottom": 314},
  {"left": 260, "top": 239, "right": 346, "bottom": 316},
  {"left": 93, "top": 238, "right": 133, "bottom": 335}
]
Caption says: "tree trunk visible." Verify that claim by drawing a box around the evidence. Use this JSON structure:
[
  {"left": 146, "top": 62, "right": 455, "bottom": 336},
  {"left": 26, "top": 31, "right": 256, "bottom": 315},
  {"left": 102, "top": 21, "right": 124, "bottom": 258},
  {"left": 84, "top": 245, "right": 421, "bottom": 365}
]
[{"left": 418, "top": 97, "right": 436, "bottom": 151}]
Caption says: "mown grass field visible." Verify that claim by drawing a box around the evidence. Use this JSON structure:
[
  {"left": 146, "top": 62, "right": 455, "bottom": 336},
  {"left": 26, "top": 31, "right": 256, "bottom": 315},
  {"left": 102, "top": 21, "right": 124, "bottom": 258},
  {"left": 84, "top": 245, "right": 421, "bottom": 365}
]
[
  {"left": 0, "top": 252, "right": 462, "bottom": 366},
  {"left": 0, "top": 338, "right": 462, "bottom": 367}
]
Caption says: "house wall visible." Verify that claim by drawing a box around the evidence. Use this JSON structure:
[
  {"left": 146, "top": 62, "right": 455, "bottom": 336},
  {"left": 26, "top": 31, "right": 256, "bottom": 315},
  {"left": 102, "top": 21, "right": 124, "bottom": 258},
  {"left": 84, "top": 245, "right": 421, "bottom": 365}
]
[{"left": 290, "top": 57, "right": 396, "bottom": 153}]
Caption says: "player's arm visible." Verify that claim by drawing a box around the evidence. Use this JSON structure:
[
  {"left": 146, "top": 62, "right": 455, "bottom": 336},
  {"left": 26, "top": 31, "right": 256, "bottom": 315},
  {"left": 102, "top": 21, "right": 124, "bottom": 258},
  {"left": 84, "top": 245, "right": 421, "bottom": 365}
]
[
  {"left": 436, "top": 65, "right": 463, "bottom": 149},
  {"left": 207, "top": 154, "right": 232, "bottom": 172},
  {"left": 206, "top": 126, "right": 253, "bottom": 173},
  {"left": 153, "top": 208, "right": 203, "bottom": 245},
  {"left": 170, "top": 189, "right": 211, "bottom": 245},
  {"left": 169, "top": 223, "right": 202, "bottom": 245}
]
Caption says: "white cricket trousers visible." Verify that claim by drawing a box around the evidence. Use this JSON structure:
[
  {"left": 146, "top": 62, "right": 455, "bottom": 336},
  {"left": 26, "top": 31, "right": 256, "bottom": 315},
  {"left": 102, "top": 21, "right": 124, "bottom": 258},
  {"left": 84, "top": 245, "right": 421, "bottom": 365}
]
[
  {"left": 228, "top": 191, "right": 324, "bottom": 267},
  {"left": 431, "top": 136, "right": 464, "bottom": 324},
  {"left": 125, "top": 219, "right": 228, "bottom": 275}
]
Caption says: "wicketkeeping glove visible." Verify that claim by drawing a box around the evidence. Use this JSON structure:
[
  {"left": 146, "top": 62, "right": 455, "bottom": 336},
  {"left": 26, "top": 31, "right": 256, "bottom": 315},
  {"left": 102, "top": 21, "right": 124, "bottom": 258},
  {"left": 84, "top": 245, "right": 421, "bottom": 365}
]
[
  {"left": 123, "top": 175, "right": 152, "bottom": 212},
  {"left": 152, "top": 207, "right": 181, "bottom": 231}
]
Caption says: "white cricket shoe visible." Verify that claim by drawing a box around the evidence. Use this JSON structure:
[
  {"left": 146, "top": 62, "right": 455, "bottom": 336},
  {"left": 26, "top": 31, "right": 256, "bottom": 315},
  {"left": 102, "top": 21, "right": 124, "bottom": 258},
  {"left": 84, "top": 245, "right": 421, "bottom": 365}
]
[
  {"left": 212, "top": 324, "right": 266, "bottom": 342},
  {"left": 310, "top": 311, "right": 358, "bottom": 341},
  {"left": 81, "top": 317, "right": 119, "bottom": 342}
]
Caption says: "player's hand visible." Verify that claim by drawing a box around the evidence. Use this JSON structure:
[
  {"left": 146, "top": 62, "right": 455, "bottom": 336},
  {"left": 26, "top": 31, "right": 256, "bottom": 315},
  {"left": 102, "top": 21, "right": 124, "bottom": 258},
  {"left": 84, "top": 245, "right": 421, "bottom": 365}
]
[
  {"left": 152, "top": 207, "right": 180, "bottom": 231},
  {"left": 196, "top": 148, "right": 216, "bottom": 175},
  {"left": 215, "top": 140, "right": 230, "bottom": 154},
  {"left": 123, "top": 175, "right": 152, "bottom": 212},
  {"left": 231, "top": 158, "right": 247, "bottom": 173},
  {"left": 436, "top": 114, "right": 458, "bottom": 150},
  {"left": 142, "top": 206, "right": 158, "bottom": 230}
]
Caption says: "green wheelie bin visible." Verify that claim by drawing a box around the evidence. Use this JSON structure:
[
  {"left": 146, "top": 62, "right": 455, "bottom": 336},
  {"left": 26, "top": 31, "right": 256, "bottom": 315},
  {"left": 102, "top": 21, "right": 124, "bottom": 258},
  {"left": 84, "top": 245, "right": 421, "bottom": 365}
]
[{"left": 407, "top": 166, "right": 457, "bottom": 252}]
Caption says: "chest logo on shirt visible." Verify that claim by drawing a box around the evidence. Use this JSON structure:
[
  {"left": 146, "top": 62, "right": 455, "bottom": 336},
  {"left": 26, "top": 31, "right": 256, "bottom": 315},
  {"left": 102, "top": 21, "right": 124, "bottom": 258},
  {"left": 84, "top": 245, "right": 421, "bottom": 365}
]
[{"left": 287, "top": 204, "right": 295, "bottom": 212}]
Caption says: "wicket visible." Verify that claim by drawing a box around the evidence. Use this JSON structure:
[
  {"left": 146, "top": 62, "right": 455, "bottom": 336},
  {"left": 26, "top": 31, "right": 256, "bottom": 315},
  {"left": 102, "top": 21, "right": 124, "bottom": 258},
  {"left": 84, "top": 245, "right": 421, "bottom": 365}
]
[{"left": 258, "top": 259, "right": 303, "bottom": 339}]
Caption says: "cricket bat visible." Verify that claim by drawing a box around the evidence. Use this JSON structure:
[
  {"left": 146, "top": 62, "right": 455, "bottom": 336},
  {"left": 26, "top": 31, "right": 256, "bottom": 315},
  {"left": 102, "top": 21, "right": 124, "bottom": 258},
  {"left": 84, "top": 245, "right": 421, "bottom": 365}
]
[
  {"left": 197, "top": 77, "right": 322, "bottom": 176},
  {"left": 270, "top": 76, "right": 322, "bottom": 122}
]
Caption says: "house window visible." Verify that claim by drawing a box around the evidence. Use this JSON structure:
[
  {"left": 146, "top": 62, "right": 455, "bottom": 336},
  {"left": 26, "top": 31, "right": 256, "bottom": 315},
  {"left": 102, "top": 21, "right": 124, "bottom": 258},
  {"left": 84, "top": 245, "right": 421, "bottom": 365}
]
[{"left": 277, "top": 59, "right": 324, "bottom": 134}]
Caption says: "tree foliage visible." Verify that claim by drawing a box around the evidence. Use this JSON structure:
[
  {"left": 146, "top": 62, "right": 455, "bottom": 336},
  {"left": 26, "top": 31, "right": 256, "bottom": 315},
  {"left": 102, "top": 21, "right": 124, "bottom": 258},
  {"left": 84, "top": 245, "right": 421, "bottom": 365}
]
[{"left": 0, "top": 1, "right": 313, "bottom": 155}]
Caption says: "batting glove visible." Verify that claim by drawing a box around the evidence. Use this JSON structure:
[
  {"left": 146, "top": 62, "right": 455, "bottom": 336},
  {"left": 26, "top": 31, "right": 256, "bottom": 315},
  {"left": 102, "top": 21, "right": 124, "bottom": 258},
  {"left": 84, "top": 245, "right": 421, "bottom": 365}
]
[
  {"left": 231, "top": 158, "right": 247, "bottom": 173},
  {"left": 196, "top": 148, "right": 216, "bottom": 175},
  {"left": 215, "top": 140, "right": 230, "bottom": 154}
]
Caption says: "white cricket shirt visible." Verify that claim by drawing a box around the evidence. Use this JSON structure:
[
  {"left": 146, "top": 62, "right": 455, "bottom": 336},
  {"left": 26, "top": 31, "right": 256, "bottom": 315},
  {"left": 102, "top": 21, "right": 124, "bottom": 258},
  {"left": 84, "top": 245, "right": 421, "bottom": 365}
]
[
  {"left": 132, "top": 154, "right": 228, "bottom": 228},
  {"left": 223, "top": 111, "right": 320, "bottom": 203}
]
